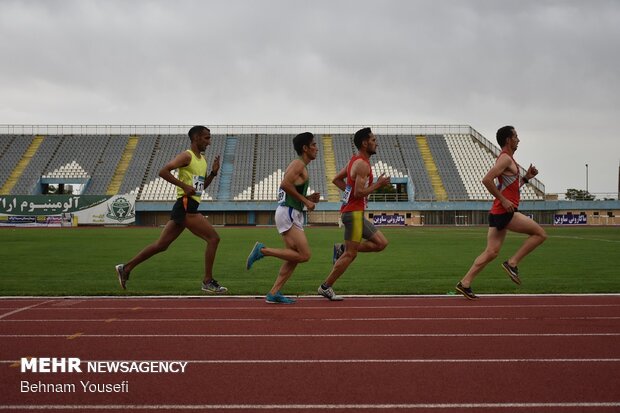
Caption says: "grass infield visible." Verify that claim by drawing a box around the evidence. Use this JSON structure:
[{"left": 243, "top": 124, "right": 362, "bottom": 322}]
[{"left": 1, "top": 226, "right": 619, "bottom": 296}]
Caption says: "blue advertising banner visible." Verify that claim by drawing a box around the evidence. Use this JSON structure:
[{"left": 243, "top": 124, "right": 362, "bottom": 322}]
[
  {"left": 554, "top": 214, "right": 587, "bottom": 225},
  {"left": 372, "top": 214, "right": 406, "bottom": 226}
]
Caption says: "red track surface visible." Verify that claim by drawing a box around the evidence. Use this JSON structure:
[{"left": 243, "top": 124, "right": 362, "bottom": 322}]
[{"left": 1, "top": 295, "right": 619, "bottom": 412}]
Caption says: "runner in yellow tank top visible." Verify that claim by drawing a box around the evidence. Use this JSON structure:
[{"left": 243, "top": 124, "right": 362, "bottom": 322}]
[
  {"left": 177, "top": 149, "right": 207, "bottom": 203},
  {"left": 115, "top": 126, "right": 227, "bottom": 294}
]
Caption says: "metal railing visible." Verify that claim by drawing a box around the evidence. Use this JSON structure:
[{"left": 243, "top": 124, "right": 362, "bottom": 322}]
[
  {"left": 368, "top": 193, "right": 410, "bottom": 202},
  {"left": 0, "top": 124, "right": 474, "bottom": 136},
  {"left": 469, "top": 126, "right": 545, "bottom": 194},
  {"left": 12, "top": 124, "right": 618, "bottom": 199}
]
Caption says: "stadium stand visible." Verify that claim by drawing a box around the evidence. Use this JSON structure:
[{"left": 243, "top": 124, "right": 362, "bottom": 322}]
[
  {"left": 0, "top": 131, "right": 545, "bottom": 202},
  {"left": 398, "top": 136, "right": 435, "bottom": 201},
  {"left": 118, "top": 135, "right": 158, "bottom": 196},
  {"left": 0, "top": 135, "right": 35, "bottom": 194},
  {"left": 426, "top": 135, "right": 469, "bottom": 200},
  {"left": 332, "top": 134, "right": 355, "bottom": 171},
  {"left": 444, "top": 134, "right": 541, "bottom": 201},
  {"left": 9, "top": 135, "right": 61, "bottom": 195},
  {"left": 231, "top": 134, "right": 255, "bottom": 200}
]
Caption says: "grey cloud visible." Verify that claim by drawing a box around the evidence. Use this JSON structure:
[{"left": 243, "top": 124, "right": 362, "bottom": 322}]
[{"left": 0, "top": 0, "right": 618, "bottom": 193}]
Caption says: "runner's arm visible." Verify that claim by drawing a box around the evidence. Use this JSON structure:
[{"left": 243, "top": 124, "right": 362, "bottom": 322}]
[
  {"left": 332, "top": 166, "right": 347, "bottom": 191},
  {"left": 159, "top": 152, "right": 194, "bottom": 196},
  {"left": 482, "top": 155, "right": 516, "bottom": 210},
  {"left": 280, "top": 160, "right": 315, "bottom": 210},
  {"left": 204, "top": 155, "right": 220, "bottom": 188},
  {"left": 352, "top": 161, "right": 390, "bottom": 198}
]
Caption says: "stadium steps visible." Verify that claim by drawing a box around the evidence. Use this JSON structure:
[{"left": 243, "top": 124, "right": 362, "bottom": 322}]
[
  {"left": 106, "top": 136, "right": 138, "bottom": 195},
  {"left": 321, "top": 135, "right": 340, "bottom": 202},
  {"left": 251, "top": 135, "right": 258, "bottom": 199},
  {"left": 416, "top": 136, "right": 448, "bottom": 201},
  {"left": 0, "top": 135, "right": 44, "bottom": 195},
  {"left": 137, "top": 135, "right": 161, "bottom": 199},
  {"left": 217, "top": 136, "right": 237, "bottom": 200}
]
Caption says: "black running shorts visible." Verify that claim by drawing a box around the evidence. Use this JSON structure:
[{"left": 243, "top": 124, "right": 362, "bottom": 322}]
[
  {"left": 171, "top": 196, "right": 200, "bottom": 224},
  {"left": 488, "top": 209, "right": 517, "bottom": 231}
]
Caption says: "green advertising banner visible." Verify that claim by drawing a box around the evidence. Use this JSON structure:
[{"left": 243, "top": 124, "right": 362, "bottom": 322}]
[
  {"left": 0, "top": 195, "right": 136, "bottom": 225},
  {"left": 0, "top": 195, "right": 109, "bottom": 215}
]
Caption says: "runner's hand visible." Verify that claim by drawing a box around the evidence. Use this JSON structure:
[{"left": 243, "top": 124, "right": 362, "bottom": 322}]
[{"left": 308, "top": 192, "right": 321, "bottom": 203}]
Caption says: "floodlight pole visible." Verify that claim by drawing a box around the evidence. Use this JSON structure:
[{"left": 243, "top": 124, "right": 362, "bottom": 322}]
[{"left": 585, "top": 163, "right": 589, "bottom": 193}]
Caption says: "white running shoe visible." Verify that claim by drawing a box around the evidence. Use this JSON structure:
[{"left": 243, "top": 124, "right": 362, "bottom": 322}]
[{"left": 318, "top": 286, "right": 344, "bottom": 301}]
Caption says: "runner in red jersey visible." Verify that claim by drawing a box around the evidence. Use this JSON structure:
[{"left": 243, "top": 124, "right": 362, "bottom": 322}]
[
  {"left": 456, "top": 126, "right": 547, "bottom": 300},
  {"left": 318, "top": 128, "right": 391, "bottom": 301},
  {"left": 489, "top": 150, "right": 521, "bottom": 215},
  {"left": 340, "top": 153, "right": 373, "bottom": 213}
]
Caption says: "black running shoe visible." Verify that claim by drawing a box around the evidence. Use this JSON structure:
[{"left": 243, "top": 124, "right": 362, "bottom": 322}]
[
  {"left": 455, "top": 282, "right": 478, "bottom": 300},
  {"left": 501, "top": 261, "right": 521, "bottom": 285}
]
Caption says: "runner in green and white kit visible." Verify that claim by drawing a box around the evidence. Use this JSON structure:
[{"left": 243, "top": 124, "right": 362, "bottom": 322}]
[{"left": 245, "top": 132, "right": 320, "bottom": 304}]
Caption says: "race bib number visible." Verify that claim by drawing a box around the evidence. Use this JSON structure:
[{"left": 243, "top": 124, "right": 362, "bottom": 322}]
[
  {"left": 192, "top": 175, "right": 205, "bottom": 196},
  {"left": 277, "top": 188, "right": 286, "bottom": 204},
  {"left": 341, "top": 185, "right": 352, "bottom": 205}
]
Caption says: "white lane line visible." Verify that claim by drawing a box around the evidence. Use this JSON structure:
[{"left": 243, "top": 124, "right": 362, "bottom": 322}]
[
  {"left": 2, "top": 332, "right": 620, "bottom": 338},
  {"left": 3, "top": 358, "right": 620, "bottom": 364},
  {"left": 2, "top": 316, "right": 619, "bottom": 322},
  {"left": 12, "top": 304, "right": 620, "bottom": 310},
  {"left": 1, "top": 402, "right": 619, "bottom": 409},
  {"left": 551, "top": 235, "right": 620, "bottom": 243},
  {"left": 3, "top": 293, "right": 620, "bottom": 299},
  {"left": 0, "top": 300, "right": 55, "bottom": 320}
]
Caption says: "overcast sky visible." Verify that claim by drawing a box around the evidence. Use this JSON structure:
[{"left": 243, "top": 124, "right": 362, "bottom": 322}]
[{"left": 1, "top": 0, "right": 618, "bottom": 194}]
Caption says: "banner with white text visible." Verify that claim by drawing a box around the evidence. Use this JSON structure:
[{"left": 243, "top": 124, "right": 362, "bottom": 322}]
[{"left": 0, "top": 195, "right": 136, "bottom": 226}]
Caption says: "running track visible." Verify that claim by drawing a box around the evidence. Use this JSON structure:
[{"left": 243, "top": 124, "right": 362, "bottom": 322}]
[{"left": 1, "top": 295, "right": 619, "bottom": 412}]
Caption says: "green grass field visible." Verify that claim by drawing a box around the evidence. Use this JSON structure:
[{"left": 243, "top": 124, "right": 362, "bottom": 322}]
[{"left": 1, "top": 226, "right": 619, "bottom": 296}]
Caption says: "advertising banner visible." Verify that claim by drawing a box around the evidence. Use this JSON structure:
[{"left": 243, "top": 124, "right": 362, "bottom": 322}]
[
  {"left": 0, "top": 195, "right": 136, "bottom": 226},
  {"left": 372, "top": 214, "right": 406, "bottom": 226},
  {"left": 553, "top": 214, "right": 587, "bottom": 225}
]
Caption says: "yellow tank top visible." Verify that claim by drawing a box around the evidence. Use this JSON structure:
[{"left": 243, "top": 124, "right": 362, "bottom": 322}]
[{"left": 176, "top": 150, "right": 207, "bottom": 203}]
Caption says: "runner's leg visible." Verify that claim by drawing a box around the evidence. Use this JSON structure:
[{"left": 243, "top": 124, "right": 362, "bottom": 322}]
[
  {"left": 124, "top": 220, "right": 185, "bottom": 273},
  {"left": 184, "top": 213, "right": 220, "bottom": 283},
  {"left": 268, "top": 226, "right": 311, "bottom": 294},
  {"left": 460, "top": 227, "right": 507, "bottom": 287},
  {"left": 505, "top": 212, "right": 547, "bottom": 267}
]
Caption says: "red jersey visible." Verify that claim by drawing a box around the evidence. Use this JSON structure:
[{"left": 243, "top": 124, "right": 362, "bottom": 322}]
[
  {"left": 341, "top": 155, "right": 373, "bottom": 213},
  {"left": 490, "top": 151, "right": 521, "bottom": 214}
]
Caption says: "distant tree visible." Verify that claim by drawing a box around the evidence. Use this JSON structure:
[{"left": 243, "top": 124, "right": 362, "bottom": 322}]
[{"left": 565, "top": 188, "right": 595, "bottom": 201}]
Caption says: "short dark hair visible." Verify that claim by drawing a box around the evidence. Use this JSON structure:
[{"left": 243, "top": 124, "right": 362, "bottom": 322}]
[
  {"left": 496, "top": 125, "right": 515, "bottom": 147},
  {"left": 188, "top": 125, "right": 209, "bottom": 141},
  {"left": 293, "top": 132, "right": 314, "bottom": 155},
  {"left": 353, "top": 127, "right": 372, "bottom": 149}
]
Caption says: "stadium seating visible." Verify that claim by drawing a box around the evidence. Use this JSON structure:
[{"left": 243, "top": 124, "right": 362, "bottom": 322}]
[
  {"left": 444, "top": 134, "right": 541, "bottom": 201},
  {"left": 0, "top": 135, "right": 35, "bottom": 193},
  {"left": 398, "top": 136, "right": 435, "bottom": 200},
  {"left": 230, "top": 135, "right": 255, "bottom": 200},
  {"left": 0, "top": 132, "right": 545, "bottom": 201}
]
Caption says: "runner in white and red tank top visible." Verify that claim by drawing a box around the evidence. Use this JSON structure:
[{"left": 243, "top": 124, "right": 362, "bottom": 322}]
[{"left": 456, "top": 126, "right": 547, "bottom": 300}]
